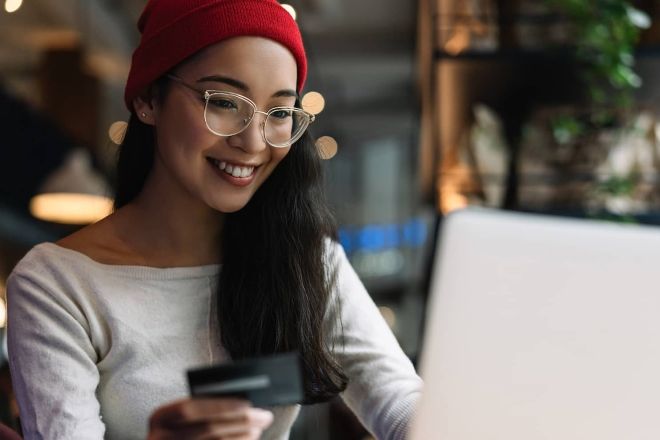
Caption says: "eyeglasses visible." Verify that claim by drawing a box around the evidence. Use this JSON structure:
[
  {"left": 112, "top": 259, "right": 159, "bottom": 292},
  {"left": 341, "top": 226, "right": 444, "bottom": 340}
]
[{"left": 166, "top": 74, "right": 315, "bottom": 148}]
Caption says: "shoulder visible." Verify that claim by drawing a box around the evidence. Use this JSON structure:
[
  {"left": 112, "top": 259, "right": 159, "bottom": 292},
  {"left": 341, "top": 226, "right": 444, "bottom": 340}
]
[
  {"left": 322, "top": 237, "right": 359, "bottom": 288},
  {"left": 323, "top": 237, "right": 348, "bottom": 270},
  {"left": 55, "top": 214, "right": 132, "bottom": 265},
  {"left": 9, "top": 242, "right": 73, "bottom": 283},
  {"left": 12, "top": 209, "right": 124, "bottom": 273},
  {"left": 5, "top": 242, "right": 98, "bottom": 335},
  {"left": 7, "top": 215, "right": 129, "bottom": 305},
  {"left": 6, "top": 236, "right": 133, "bottom": 335},
  {"left": 322, "top": 237, "right": 370, "bottom": 321},
  {"left": 7, "top": 242, "right": 92, "bottom": 300}
]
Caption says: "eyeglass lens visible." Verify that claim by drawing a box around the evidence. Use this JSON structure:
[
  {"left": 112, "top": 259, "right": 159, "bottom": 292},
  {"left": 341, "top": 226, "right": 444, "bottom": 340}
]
[{"left": 204, "top": 92, "right": 309, "bottom": 146}]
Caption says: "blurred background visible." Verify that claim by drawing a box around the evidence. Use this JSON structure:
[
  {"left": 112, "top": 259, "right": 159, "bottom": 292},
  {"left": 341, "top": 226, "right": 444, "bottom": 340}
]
[{"left": 1, "top": 0, "right": 660, "bottom": 438}]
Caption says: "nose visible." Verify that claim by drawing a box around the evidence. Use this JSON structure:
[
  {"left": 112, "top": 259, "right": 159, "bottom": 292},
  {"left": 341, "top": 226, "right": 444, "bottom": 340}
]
[{"left": 226, "top": 112, "right": 268, "bottom": 153}]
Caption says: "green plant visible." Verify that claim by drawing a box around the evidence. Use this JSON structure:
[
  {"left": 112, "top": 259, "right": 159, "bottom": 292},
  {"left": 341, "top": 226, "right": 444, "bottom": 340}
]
[
  {"left": 547, "top": 0, "right": 650, "bottom": 125},
  {"left": 539, "top": 1, "right": 653, "bottom": 217}
]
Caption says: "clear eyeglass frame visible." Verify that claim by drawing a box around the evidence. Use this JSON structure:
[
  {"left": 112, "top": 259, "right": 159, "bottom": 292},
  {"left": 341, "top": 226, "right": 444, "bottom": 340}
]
[{"left": 166, "top": 74, "right": 315, "bottom": 148}]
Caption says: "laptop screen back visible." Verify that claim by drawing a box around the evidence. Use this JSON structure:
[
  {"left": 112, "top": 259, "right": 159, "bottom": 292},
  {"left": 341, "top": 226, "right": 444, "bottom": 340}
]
[{"left": 410, "top": 208, "right": 660, "bottom": 440}]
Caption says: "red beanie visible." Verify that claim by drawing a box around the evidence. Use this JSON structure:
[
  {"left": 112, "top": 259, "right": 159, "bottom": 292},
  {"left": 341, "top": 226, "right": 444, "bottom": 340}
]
[{"left": 124, "top": 0, "right": 307, "bottom": 111}]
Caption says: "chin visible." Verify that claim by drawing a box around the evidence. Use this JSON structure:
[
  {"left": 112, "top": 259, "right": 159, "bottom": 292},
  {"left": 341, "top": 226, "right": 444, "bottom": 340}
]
[
  {"left": 216, "top": 206, "right": 245, "bottom": 214},
  {"left": 208, "top": 198, "right": 250, "bottom": 214}
]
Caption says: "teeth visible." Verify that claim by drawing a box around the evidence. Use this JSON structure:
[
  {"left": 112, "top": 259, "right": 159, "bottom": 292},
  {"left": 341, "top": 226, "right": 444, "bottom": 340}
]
[{"left": 209, "top": 158, "right": 255, "bottom": 178}]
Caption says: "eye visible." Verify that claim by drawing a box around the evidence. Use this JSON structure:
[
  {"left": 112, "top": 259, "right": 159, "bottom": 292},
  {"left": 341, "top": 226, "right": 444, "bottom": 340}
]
[
  {"left": 207, "top": 96, "right": 239, "bottom": 111},
  {"left": 270, "top": 108, "right": 293, "bottom": 119}
]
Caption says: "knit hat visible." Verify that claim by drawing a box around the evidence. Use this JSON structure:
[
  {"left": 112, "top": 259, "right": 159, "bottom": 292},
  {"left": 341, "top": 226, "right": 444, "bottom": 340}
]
[{"left": 124, "top": 0, "right": 307, "bottom": 111}]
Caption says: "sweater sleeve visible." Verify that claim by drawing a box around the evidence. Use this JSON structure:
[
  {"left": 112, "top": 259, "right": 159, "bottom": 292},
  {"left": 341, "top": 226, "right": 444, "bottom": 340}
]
[
  {"left": 6, "top": 270, "right": 105, "bottom": 439},
  {"left": 326, "top": 243, "right": 422, "bottom": 440}
]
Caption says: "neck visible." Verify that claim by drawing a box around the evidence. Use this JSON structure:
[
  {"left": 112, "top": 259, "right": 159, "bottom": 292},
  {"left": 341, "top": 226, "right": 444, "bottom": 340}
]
[{"left": 114, "top": 169, "right": 224, "bottom": 266}]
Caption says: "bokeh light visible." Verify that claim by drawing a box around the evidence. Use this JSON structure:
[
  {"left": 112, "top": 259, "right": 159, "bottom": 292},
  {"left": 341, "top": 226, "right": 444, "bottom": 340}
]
[
  {"left": 108, "top": 121, "right": 128, "bottom": 145},
  {"left": 315, "top": 136, "right": 338, "bottom": 160},
  {"left": 4, "top": 0, "right": 22, "bottom": 13},
  {"left": 302, "top": 91, "right": 326, "bottom": 115}
]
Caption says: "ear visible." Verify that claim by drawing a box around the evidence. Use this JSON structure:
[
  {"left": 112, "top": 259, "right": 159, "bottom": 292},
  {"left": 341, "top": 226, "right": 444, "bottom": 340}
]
[{"left": 132, "top": 93, "right": 157, "bottom": 126}]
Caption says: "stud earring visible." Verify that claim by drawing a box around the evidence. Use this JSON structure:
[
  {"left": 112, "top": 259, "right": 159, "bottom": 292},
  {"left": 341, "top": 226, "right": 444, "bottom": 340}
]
[{"left": 140, "top": 112, "right": 147, "bottom": 118}]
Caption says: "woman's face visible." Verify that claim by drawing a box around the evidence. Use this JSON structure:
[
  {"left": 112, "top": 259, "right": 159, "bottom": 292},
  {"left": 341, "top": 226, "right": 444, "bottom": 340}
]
[{"left": 145, "top": 36, "right": 298, "bottom": 213}]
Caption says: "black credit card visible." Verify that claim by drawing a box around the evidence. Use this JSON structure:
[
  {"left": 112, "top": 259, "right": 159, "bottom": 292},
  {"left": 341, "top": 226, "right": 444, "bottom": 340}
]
[{"left": 187, "top": 352, "right": 304, "bottom": 407}]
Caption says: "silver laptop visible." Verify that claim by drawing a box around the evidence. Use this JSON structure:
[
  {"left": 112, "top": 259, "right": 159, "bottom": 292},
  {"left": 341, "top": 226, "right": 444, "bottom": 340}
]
[{"left": 410, "top": 208, "right": 660, "bottom": 440}]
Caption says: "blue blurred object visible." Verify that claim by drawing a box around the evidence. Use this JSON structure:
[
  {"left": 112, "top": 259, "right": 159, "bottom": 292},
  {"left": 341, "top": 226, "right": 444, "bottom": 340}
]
[{"left": 338, "top": 217, "right": 429, "bottom": 255}]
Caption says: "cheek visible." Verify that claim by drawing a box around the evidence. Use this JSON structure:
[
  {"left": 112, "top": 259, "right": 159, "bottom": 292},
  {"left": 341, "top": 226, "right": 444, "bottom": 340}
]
[{"left": 157, "top": 111, "right": 211, "bottom": 158}]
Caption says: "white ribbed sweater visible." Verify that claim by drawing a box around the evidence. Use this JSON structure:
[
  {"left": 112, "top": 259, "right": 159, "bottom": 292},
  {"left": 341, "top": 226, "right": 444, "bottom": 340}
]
[{"left": 7, "top": 242, "right": 421, "bottom": 440}]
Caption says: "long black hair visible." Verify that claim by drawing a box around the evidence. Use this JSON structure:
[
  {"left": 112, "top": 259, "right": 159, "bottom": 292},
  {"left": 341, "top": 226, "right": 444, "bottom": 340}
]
[{"left": 114, "top": 83, "right": 348, "bottom": 403}]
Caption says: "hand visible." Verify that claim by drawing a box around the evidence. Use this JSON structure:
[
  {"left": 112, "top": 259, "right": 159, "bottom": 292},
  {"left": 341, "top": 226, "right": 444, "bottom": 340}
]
[{"left": 148, "top": 397, "right": 273, "bottom": 440}]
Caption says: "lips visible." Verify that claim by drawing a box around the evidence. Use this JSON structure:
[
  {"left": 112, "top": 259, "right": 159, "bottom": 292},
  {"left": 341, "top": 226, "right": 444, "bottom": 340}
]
[{"left": 206, "top": 157, "right": 259, "bottom": 187}]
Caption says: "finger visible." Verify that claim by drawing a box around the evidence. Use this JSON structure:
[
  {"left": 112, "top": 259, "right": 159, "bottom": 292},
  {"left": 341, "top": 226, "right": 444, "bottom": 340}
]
[
  {"left": 160, "top": 416, "right": 268, "bottom": 439},
  {"left": 150, "top": 398, "right": 251, "bottom": 428},
  {"left": 211, "top": 427, "right": 264, "bottom": 440},
  {"left": 173, "top": 404, "right": 271, "bottom": 427},
  {"left": 191, "top": 407, "right": 273, "bottom": 431},
  {"left": 153, "top": 409, "right": 273, "bottom": 438},
  {"left": 244, "top": 408, "right": 274, "bottom": 429}
]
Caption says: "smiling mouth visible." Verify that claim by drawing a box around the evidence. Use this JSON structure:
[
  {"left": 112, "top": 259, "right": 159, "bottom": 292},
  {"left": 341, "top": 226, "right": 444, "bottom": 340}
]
[{"left": 207, "top": 158, "right": 256, "bottom": 178}]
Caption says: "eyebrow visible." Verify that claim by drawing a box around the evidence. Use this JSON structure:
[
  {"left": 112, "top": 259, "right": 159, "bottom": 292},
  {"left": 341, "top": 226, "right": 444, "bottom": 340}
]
[{"left": 196, "top": 75, "right": 299, "bottom": 99}]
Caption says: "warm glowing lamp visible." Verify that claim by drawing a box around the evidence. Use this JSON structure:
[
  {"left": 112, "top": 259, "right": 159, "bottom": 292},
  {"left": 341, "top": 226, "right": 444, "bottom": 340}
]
[
  {"left": 29, "top": 149, "right": 114, "bottom": 224},
  {"left": 4, "top": 0, "right": 22, "bottom": 13},
  {"left": 30, "top": 193, "right": 113, "bottom": 224}
]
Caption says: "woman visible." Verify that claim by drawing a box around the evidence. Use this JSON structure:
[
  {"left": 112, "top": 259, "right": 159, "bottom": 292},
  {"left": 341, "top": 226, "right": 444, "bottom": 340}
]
[{"left": 6, "top": 0, "right": 422, "bottom": 439}]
